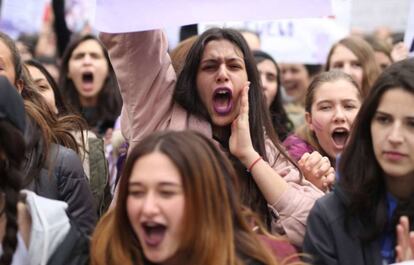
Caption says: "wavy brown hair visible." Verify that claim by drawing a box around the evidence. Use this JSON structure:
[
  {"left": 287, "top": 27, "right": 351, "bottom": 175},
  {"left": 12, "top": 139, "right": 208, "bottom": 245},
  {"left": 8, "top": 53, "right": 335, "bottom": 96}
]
[
  {"left": 91, "top": 130, "right": 295, "bottom": 265},
  {"left": 326, "top": 36, "right": 381, "bottom": 98}
]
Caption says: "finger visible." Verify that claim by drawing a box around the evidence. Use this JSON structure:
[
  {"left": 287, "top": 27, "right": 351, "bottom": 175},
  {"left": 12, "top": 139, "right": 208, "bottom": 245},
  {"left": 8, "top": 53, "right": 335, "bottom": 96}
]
[
  {"left": 298, "top": 152, "right": 310, "bottom": 167},
  {"left": 317, "top": 158, "right": 331, "bottom": 175},
  {"left": 305, "top": 151, "right": 323, "bottom": 171},
  {"left": 240, "top": 82, "right": 250, "bottom": 122}
]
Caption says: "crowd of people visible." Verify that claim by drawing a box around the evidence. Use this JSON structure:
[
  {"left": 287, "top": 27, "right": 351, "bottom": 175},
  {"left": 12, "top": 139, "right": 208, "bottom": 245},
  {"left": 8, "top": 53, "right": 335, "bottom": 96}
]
[{"left": 0, "top": 2, "right": 413, "bottom": 265}]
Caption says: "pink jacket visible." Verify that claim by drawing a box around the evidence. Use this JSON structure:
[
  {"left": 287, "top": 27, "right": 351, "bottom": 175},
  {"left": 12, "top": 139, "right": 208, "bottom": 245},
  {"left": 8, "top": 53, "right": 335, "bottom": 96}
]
[{"left": 100, "top": 30, "right": 324, "bottom": 246}]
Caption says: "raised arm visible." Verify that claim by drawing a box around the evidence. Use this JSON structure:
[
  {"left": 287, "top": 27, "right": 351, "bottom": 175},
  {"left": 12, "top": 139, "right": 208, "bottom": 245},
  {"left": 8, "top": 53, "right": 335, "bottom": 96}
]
[{"left": 99, "top": 30, "right": 177, "bottom": 149}]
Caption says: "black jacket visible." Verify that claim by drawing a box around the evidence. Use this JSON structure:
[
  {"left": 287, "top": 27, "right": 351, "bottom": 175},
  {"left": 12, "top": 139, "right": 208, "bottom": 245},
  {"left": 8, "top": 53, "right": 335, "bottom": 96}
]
[
  {"left": 22, "top": 117, "right": 97, "bottom": 235},
  {"left": 27, "top": 143, "right": 97, "bottom": 235},
  {"left": 303, "top": 187, "right": 383, "bottom": 265}
]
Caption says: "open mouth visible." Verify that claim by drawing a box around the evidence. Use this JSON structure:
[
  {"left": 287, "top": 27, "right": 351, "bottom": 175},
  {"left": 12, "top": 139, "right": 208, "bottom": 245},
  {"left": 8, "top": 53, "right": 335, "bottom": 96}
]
[
  {"left": 212, "top": 88, "right": 233, "bottom": 115},
  {"left": 331, "top": 128, "right": 349, "bottom": 148},
  {"left": 81, "top": 72, "right": 94, "bottom": 87},
  {"left": 141, "top": 222, "right": 167, "bottom": 247}
]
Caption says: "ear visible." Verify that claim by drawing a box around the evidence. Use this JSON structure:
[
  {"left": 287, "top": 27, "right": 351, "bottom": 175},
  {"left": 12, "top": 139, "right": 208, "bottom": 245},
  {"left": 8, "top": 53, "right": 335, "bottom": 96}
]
[
  {"left": 15, "top": 79, "right": 24, "bottom": 94},
  {"left": 305, "top": 112, "right": 314, "bottom": 132}
]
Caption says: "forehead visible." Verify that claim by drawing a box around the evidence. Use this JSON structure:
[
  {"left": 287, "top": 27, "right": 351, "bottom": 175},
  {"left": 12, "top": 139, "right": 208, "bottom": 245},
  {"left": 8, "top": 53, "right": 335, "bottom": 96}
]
[
  {"left": 377, "top": 88, "right": 414, "bottom": 113},
  {"left": 201, "top": 39, "right": 244, "bottom": 59},
  {"left": 72, "top": 39, "right": 104, "bottom": 54},
  {"left": 27, "top": 65, "right": 45, "bottom": 79},
  {"left": 129, "top": 152, "right": 182, "bottom": 184},
  {"left": 314, "top": 79, "right": 360, "bottom": 101},
  {"left": 330, "top": 44, "right": 358, "bottom": 61},
  {"left": 257, "top": 59, "right": 277, "bottom": 74},
  {"left": 0, "top": 40, "right": 14, "bottom": 63}
]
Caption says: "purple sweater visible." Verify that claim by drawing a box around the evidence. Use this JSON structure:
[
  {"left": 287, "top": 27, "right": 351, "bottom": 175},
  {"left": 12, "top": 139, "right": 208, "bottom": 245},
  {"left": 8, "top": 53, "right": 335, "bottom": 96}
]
[{"left": 283, "top": 134, "right": 316, "bottom": 162}]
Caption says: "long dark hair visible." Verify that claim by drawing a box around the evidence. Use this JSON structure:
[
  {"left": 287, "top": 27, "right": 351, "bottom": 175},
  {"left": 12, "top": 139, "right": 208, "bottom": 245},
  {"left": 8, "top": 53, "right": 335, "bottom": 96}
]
[
  {"left": 173, "top": 27, "right": 300, "bottom": 228},
  {"left": 91, "top": 130, "right": 281, "bottom": 265},
  {"left": 338, "top": 58, "right": 414, "bottom": 240},
  {"left": 59, "top": 34, "right": 122, "bottom": 134},
  {"left": 253, "top": 50, "right": 293, "bottom": 141},
  {"left": 0, "top": 121, "right": 25, "bottom": 265},
  {"left": 0, "top": 32, "right": 85, "bottom": 185}
]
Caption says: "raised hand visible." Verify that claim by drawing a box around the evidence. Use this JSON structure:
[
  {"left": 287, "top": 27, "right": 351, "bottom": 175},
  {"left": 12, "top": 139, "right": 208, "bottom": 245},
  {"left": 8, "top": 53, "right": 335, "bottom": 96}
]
[
  {"left": 298, "top": 151, "right": 335, "bottom": 192},
  {"left": 229, "top": 82, "right": 258, "bottom": 166},
  {"left": 396, "top": 216, "right": 414, "bottom": 262}
]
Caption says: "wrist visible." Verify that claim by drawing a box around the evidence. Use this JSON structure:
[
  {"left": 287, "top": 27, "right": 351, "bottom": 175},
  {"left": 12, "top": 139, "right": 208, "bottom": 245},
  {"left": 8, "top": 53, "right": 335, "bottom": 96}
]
[{"left": 240, "top": 150, "right": 260, "bottom": 169}]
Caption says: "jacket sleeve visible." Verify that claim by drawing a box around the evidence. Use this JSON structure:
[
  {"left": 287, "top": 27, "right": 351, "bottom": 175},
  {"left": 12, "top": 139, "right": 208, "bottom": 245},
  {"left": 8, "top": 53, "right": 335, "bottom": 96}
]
[
  {"left": 56, "top": 146, "right": 97, "bottom": 235},
  {"left": 99, "top": 30, "right": 176, "bottom": 150},
  {"left": 302, "top": 200, "right": 339, "bottom": 265},
  {"left": 266, "top": 139, "right": 324, "bottom": 247}
]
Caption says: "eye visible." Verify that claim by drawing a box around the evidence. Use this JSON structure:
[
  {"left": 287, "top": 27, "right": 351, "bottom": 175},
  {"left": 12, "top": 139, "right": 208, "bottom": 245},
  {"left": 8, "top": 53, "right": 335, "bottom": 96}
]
[
  {"left": 344, "top": 104, "right": 357, "bottom": 110},
  {"left": 374, "top": 114, "right": 391, "bottom": 125},
  {"left": 331, "top": 62, "right": 343, "bottom": 69},
  {"left": 405, "top": 118, "right": 414, "bottom": 129},
  {"left": 201, "top": 64, "right": 216, "bottom": 71},
  {"left": 159, "top": 189, "right": 177, "bottom": 198},
  {"left": 229, "top": 64, "right": 242, "bottom": 70},
  {"left": 318, "top": 104, "right": 332, "bottom": 111},
  {"left": 351, "top": 61, "right": 362, "bottom": 68},
  {"left": 128, "top": 189, "right": 145, "bottom": 198}
]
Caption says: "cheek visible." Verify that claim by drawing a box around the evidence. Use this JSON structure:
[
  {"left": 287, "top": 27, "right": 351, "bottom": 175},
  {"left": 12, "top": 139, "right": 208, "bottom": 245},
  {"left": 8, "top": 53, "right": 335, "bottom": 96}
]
[{"left": 310, "top": 115, "right": 326, "bottom": 132}]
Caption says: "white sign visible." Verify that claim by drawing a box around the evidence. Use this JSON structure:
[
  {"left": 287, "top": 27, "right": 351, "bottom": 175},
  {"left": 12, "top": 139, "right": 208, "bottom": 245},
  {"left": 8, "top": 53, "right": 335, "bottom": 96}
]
[
  {"left": 404, "top": 0, "right": 414, "bottom": 57},
  {"left": 199, "top": 18, "right": 348, "bottom": 64},
  {"left": 0, "top": 0, "right": 48, "bottom": 38},
  {"left": 94, "top": 0, "right": 332, "bottom": 33}
]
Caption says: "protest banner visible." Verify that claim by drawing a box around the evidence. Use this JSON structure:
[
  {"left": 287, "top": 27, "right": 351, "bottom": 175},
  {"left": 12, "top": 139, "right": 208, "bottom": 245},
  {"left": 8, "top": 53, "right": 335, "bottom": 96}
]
[
  {"left": 94, "top": 0, "right": 332, "bottom": 33},
  {"left": 0, "top": 0, "right": 48, "bottom": 39},
  {"left": 404, "top": 0, "right": 414, "bottom": 57}
]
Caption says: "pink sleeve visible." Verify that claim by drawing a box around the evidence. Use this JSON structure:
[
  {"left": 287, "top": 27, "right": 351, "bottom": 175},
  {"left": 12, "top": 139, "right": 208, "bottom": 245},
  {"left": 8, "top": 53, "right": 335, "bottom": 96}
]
[
  {"left": 266, "top": 139, "right": 324, "bottom": 247},
  {"left": 99, "top": 30, "right": 176, "bottom": 150}
]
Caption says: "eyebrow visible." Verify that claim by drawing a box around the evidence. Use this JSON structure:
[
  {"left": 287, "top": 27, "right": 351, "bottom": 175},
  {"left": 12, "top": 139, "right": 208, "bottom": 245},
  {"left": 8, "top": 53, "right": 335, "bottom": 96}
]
[
  {"left": 129, "top": 181, "right": 182, "bottom": 187},
  {"left": 201, "top": 57, "right": 244, "bottom": 64}
]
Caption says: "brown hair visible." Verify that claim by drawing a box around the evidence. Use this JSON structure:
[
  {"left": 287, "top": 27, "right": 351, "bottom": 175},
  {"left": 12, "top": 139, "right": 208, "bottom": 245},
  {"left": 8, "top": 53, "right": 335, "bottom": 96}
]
[
  {"left": 0, "top": 32, "right": 86, "bottom": 184},
  {"left": 169, "top": 35, "right": 198, "bottom": 76},
  {"left": 296, "top": 70, "right": 362, "bottom": 159},
  {"left": 91, "top": 130, "right": 287, "bottom": 265},
  {"left": 326, "top": 36, "right": 381, "bottom": 98}
]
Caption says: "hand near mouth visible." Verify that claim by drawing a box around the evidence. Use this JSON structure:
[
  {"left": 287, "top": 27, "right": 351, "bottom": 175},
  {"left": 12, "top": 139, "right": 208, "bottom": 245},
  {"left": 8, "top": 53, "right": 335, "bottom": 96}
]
[{"left": 229, "top": 82, "right": 257, "bottom": 166}]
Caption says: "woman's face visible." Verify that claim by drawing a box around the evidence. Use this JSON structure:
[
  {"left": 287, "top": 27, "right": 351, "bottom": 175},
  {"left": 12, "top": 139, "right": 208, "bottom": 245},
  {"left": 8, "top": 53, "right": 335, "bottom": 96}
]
[
  {"left": 280, "top": 63, "right": 310, "bottom": 103},
  {"left": 374, "top": 51, "right": 392, "bottom": 71},
  {"left": 257, "top": 59, "right": 278, "bottom": 107},
  {"left": 306, "top": 79, "right": 361, "bottom": 159},
  {"left": 67, "top": 39, "right": 109, "bottom": 104},
  {"left": 127, "top": 152, "right": 185, "bottom": 264},
  {"left": 26, "top": 65, "right": 58, "bottom": 114},
  {"left": 329, "top": 44, "right": 363, "bottom": 89},
  {"left": 0, "top": 40, "right": 17, "bottom": 88},
  {"left": 371, "top": 88, "right": 414, "bottom": 186},
  {"left": 196, "top": 39, "right": 248, "bottom": 127}
]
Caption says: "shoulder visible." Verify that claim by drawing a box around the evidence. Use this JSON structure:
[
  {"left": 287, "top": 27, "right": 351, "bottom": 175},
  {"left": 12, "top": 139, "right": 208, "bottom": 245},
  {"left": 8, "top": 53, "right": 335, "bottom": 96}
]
[
  {"left": 51, "top": 144, "right": 85, "bottom": 179},
  {"left": 311, "top": 190, "right": 347, "bottom": 224}
]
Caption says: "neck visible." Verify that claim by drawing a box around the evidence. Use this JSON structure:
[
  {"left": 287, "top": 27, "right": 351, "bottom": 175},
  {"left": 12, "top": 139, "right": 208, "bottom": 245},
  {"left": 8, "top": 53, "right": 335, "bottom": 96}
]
[
  {"left": 386, "top": 173, "right": 414, "bottom": 200},
  {"left": 212, "top": 125, "right": 231, "bottom": 149},
  {"left": 80, "top": 96, "right": 97, "bottom": 107}
]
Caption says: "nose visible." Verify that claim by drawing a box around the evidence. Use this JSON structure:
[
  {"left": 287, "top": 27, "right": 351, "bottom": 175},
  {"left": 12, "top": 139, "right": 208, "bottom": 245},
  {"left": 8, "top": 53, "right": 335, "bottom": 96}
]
[
  {"left": 82, "top": 54, "right": 93, "bottom": 65},
  {"left": 333, "top": 106, "right": 346, "bottom": 122},
  {"left": 388, "top": 122, "right": 403, "bottom": 144},
  {"left": 342, "top": 64, "right": 352, "bottom": 76},
  {"left": 260, "top": 74, "right": 267, "bottom": 91},
  {"left": 216, "top": 64, "right": 229, "bottom": 83},
  {"left": 141, "top": 192, "right": 159, "bottom": 217}
]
